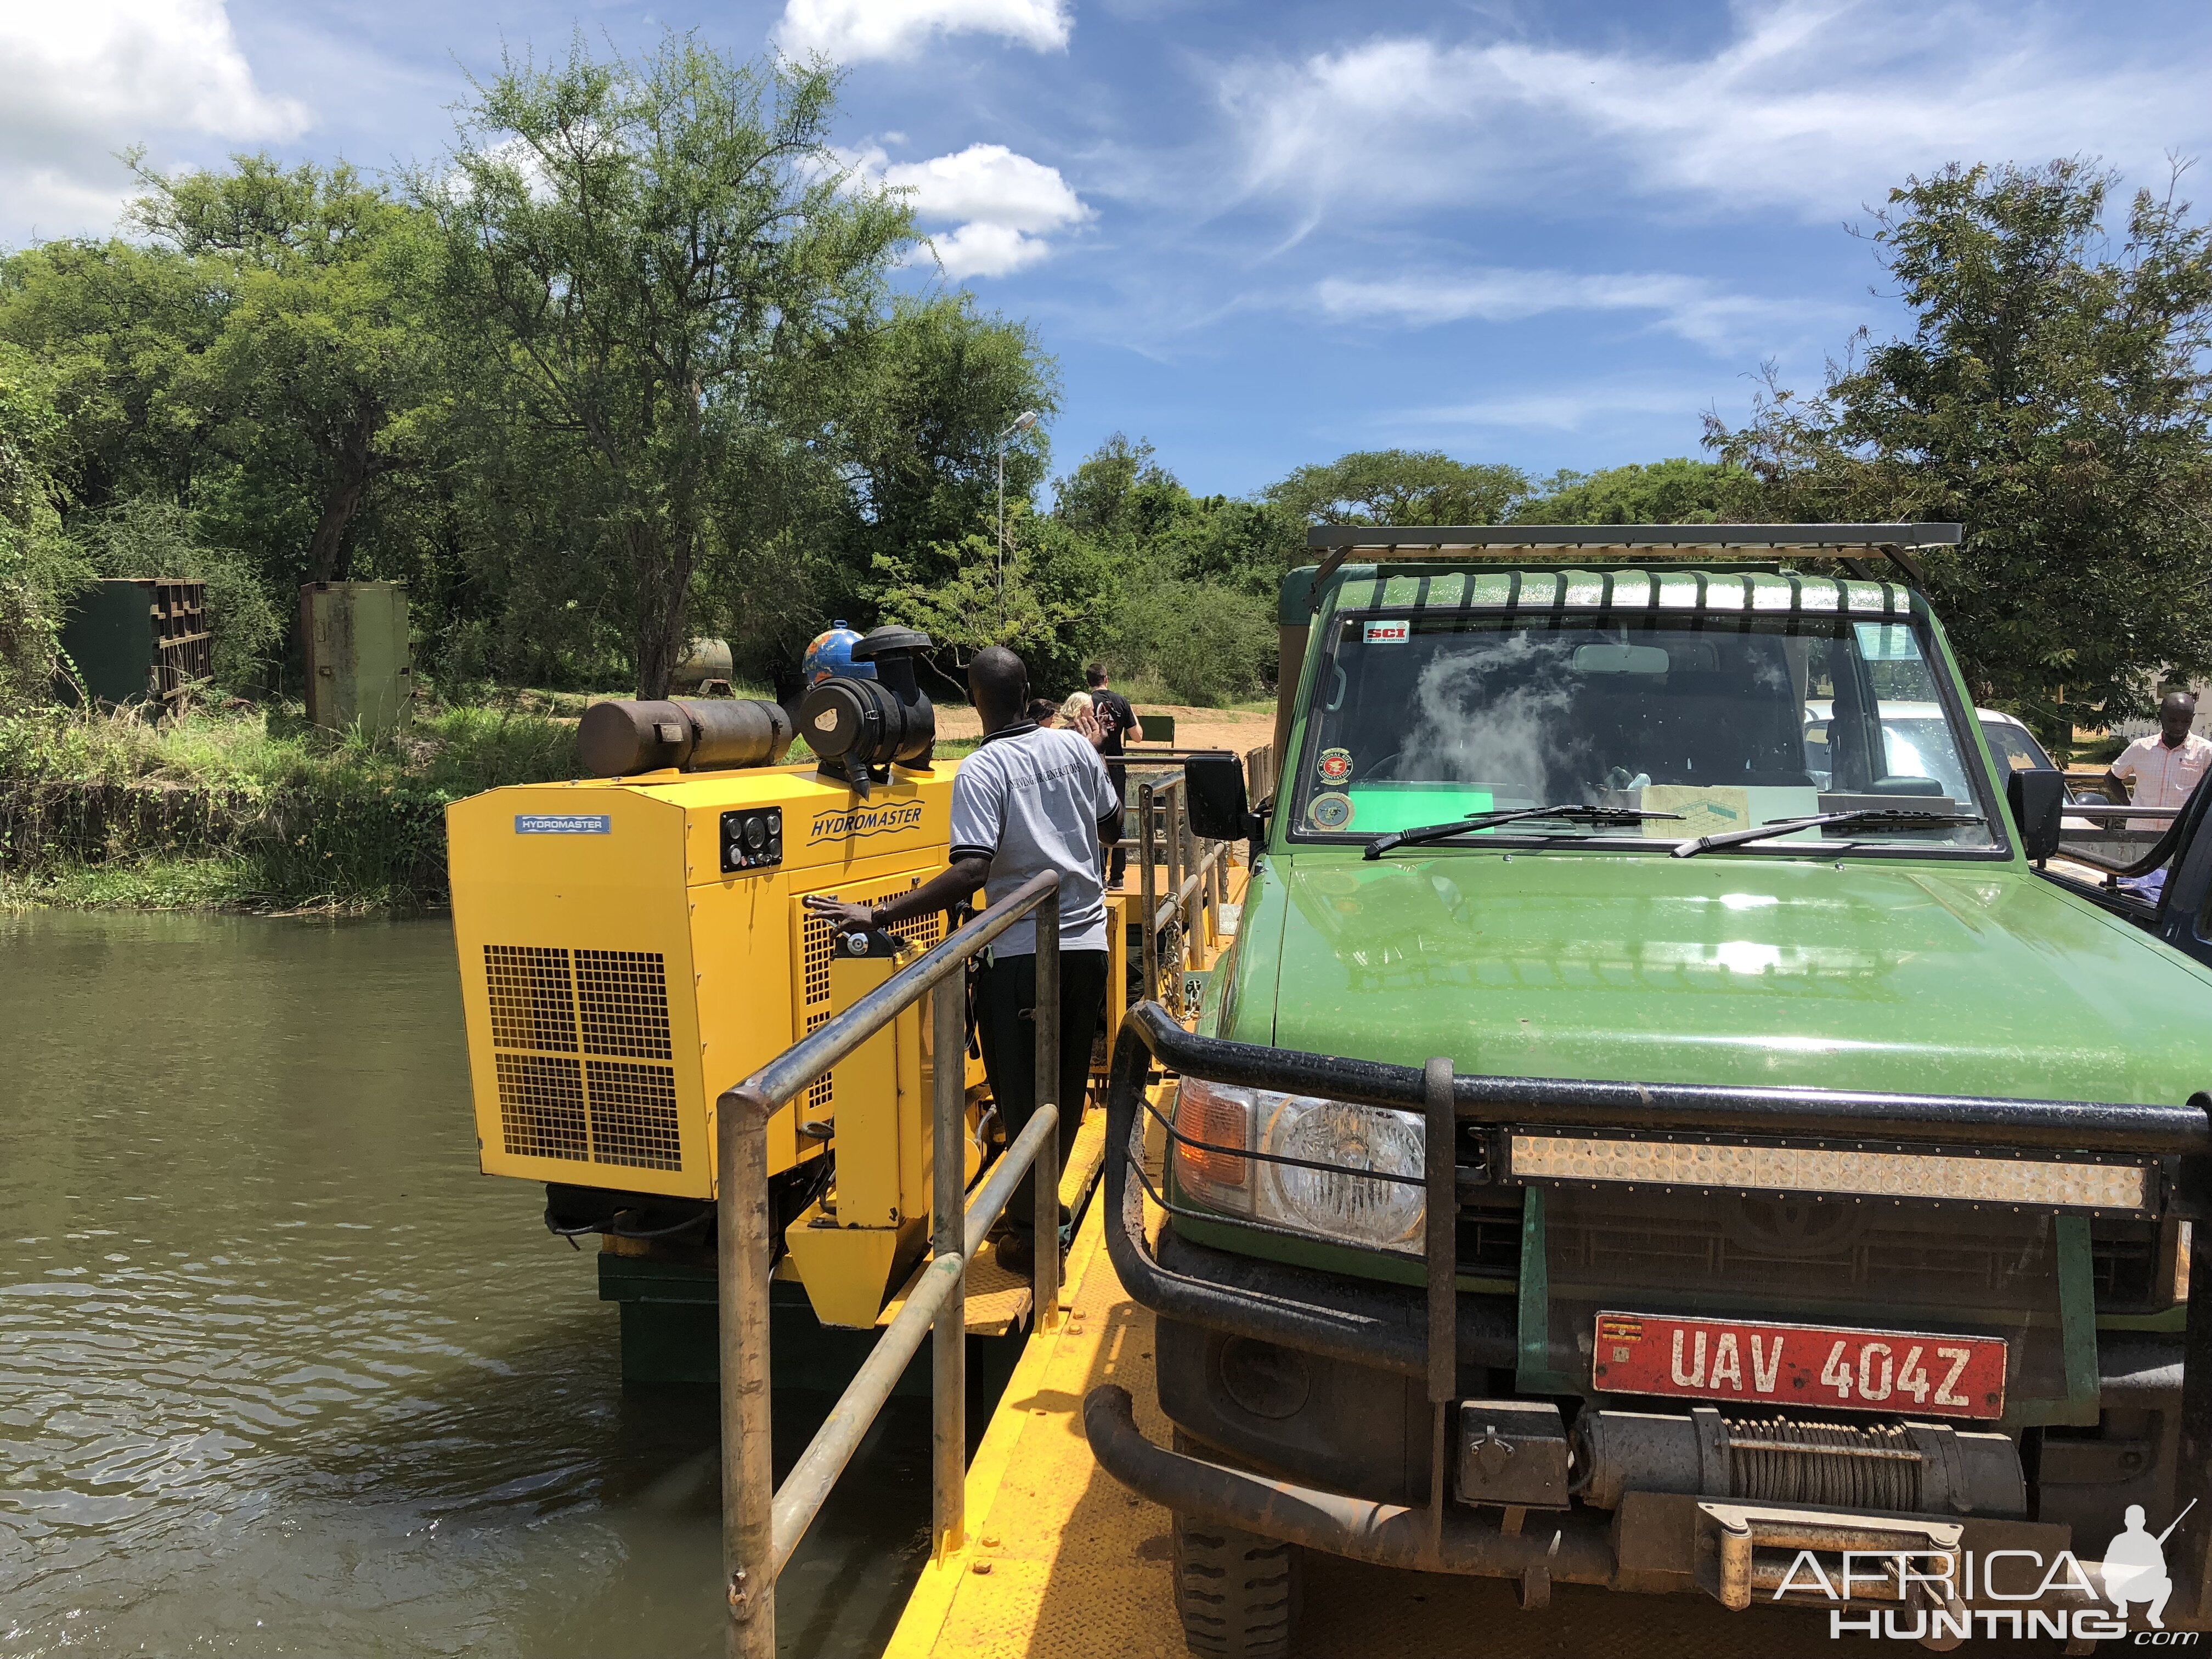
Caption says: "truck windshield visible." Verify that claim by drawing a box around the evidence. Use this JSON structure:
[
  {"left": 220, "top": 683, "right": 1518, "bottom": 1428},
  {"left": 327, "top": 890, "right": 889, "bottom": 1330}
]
[{"left": 1291, "top": 611, "right": 2001, "bottom": 855}]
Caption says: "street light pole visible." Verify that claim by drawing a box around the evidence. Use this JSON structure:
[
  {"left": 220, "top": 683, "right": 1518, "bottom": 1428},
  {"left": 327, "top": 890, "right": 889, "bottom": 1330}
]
[{"left": 996, "top": 410, "right": 1038, "bottom": 623}]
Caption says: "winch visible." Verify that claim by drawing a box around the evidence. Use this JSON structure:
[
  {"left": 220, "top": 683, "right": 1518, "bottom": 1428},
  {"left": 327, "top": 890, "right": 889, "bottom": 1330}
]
[{"left": 1575, "top": 1406, "right": 2026, "bottom": 1517}]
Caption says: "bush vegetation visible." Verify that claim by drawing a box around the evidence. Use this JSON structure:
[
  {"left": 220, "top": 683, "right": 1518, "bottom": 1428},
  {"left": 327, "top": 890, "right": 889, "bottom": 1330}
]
[{"left": 0, "top": 702, "right": 577, "bottom": 911}]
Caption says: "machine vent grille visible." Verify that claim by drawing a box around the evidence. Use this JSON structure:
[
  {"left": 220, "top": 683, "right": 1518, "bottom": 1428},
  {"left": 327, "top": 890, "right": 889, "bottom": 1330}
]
[
  {"left": 575, "top": 950, "right": 673, "bottom": 1059},
  {"left": 486, "top": 945, "right": 577, "bottom": 1052},
  {"left": 584, "top": 1059, "right": 683, "bottom": 1170},
  {"left": 496, "top": 1052, "right": 589, "bottom": 1160},
  {"left": 484, "top": 945, "right": 681, "bottom": 1170},
  {"left": 795, "top": 879, "right": 945, "bottom": 1114}
]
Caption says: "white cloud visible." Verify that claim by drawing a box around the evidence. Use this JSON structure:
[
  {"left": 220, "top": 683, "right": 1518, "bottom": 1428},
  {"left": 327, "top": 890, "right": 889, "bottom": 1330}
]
[
  {"left": 1399, "top": 384, "right": 1709, "bottom": 433},
  {"left": 775, "top": 0, "right": 1070, "bottom": 63},
  {"left": 0, "top": 0, "right": 307, "bottom": 240},
  {"left": 850, "top": 142, "right": 1091, "bottom": 279},
  {"left": 1316, "top": 268, "right": 1830, "bottom": 352},
  {"left": 1218, "top": 1, "right": 2211, "bottom": 229}
]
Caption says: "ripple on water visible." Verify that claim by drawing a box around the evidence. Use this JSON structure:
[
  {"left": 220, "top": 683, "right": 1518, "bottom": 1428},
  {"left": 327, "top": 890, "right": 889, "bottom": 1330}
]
[{"left": 1, "top": 911, "right": 934, "bottom": 1659}]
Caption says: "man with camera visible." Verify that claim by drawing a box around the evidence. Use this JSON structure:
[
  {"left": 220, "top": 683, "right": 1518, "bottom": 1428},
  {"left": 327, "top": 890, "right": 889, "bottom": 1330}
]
[{"left": 803, "top": 646, "right": 1118, "bottom": 1274}]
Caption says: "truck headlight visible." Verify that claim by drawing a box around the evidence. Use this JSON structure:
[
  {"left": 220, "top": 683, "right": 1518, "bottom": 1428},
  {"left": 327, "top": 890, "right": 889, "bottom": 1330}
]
[{"left": 1172, "top": 1078, "right": 1426, "bottom": 1252}]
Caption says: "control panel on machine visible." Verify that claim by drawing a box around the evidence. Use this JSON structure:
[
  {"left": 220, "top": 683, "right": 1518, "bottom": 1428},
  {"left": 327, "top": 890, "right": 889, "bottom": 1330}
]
[{"left": 720, "top": 807, "right": 783, "bottom": 872}]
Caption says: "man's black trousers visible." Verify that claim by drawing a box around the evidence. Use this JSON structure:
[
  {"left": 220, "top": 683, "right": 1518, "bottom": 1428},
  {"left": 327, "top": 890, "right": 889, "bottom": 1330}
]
[{"left": 973, "top": 947, "right": 1109, "bottom": 1239}]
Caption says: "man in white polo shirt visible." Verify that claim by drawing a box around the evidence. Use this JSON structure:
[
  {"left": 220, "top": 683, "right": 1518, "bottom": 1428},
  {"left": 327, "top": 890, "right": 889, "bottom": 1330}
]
[
  {"left": 2109, "top": 692, "right": 2212, "bottom": 811},
  {"left": 804, "top": 646, "right": 1119, "bottom": 1274}
]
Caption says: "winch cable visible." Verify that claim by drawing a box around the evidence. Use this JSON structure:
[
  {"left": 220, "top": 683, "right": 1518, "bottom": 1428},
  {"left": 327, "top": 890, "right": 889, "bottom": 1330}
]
[{"left": 1724, "top": 1414, "right": 1922, "bottom": 1512}]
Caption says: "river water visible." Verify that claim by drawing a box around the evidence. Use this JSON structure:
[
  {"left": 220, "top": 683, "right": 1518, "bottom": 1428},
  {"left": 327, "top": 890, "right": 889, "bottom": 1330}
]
[{"left": 0, "top": 911, "right": 933, "bottom": 1658}]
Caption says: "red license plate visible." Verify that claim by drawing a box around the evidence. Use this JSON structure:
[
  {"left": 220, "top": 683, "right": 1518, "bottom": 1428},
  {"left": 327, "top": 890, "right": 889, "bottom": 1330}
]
[{"left": 1590, "top": 1311, "right": 2007, "bottom": 1420}]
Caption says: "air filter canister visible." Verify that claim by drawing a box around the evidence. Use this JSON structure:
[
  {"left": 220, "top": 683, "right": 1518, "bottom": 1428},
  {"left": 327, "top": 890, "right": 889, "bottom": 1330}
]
[{"left": 578, "top": 698, "right": 795, "bottom": 777}]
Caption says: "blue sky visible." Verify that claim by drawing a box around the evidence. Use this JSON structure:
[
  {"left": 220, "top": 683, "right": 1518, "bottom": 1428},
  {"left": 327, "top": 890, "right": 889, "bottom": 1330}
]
[{"left": 6, "top": 0, "right": 2211, "bottom": 498}]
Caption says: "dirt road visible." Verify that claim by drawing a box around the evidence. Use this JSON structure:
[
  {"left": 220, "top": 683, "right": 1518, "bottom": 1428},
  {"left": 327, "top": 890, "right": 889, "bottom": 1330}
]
[{"left": 935, "top": 702, "right": 1274, "bottom": 753}]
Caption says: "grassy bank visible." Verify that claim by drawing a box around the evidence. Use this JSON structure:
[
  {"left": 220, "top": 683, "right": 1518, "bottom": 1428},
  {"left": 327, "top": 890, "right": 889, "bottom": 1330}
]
[
  {"left": 0, "top": 702, "right": 580, "bottom": 912},
  {"left": 1, "top": 695, "right": 986, "bottom": 914}
]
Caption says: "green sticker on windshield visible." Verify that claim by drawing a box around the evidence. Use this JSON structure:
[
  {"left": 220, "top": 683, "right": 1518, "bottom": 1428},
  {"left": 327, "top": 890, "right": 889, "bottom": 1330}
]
[
  {"left": 1341, "top": 785, "right": 1495, "bottom": 833},
  {"left": 1854, "top": 622, "right": 1921, "bottom": 662}
]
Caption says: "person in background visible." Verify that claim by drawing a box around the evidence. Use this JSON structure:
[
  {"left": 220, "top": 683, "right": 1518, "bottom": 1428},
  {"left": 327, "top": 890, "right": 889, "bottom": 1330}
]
[
  {"left": 803, "top": 646, "right": 1117, "bottom": 1276},
  {"left": 1026, "top": 697, "right": 1061, "bottom": 727},
  {"left": 1058, "top": 690, "right": 1094, "bottom": 729},
  {"left": 2108, "top": 692, "right": 2212, "bottom": 811},
  {"left": 1085, "top": 663, "right": 1142, "bottom": 889}
]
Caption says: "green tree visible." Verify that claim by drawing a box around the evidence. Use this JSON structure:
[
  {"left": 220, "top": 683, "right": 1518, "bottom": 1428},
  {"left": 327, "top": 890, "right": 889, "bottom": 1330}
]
[
  {"left": 0, "top": 238, "right": 222, "bottom": 512},
  {"left": 877, "top": 516, "right": 1115, "bottom": 694},
  {"left": 427, "top": 35, "right": 915, "bottom": 698},
  {"left": 716, "top": 290, "right": 1057, "bottom": 698},
  {"left": 128, "top": 154, "right": 441, "bottom": 584},
  {"left": 1265, "top": 449, "right": 1528, "bottom": 527},
  {"left": 1708, "top": 160, "right": 2212, "bottom": 742},
  {"left": 1053, "top": 434, "right": 1184, "bottom": 541},
  {"left": 1515, "top": 458, "right": 1756, "bottom": 524},
  {"left": 1037, "top": 435, "right": 1298, "bottom": 701},
  {"left": 0, "top": 340, "right": 75, "bottom": 704}
]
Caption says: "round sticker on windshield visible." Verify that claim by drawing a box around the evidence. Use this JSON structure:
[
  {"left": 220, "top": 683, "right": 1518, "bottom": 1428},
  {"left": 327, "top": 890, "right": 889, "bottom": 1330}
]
[
  {"left": 1317, "top": 747, "right": 1353, "bottom": 784},
  {"left": 1308, "top": 792, "right": 1353, "bottom": 830}
]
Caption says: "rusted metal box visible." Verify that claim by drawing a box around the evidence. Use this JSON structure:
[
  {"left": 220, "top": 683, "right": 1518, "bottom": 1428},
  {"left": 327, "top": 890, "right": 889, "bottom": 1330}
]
[{"left": 300, "top": 581, "right": 411, "bottom": 737}]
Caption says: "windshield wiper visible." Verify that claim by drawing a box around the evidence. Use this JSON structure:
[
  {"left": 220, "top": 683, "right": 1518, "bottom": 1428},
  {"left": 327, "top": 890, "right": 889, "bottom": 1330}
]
[
  {"left": 1669, "top": 808, "right": 1984, "bottom": 860},
  {"left": 1363, "top": 804, "right": 1685, "bottom": 860}
]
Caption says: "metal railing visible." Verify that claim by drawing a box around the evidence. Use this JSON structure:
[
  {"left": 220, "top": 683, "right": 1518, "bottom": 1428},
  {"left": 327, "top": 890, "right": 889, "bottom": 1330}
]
[
  {"left": 2055, "top": 800, "right": 2186, "bottom": 876},
  {"left": 1136, "top": 772, "right": 1233, "bottom": 1011},
  {"left": 715, "top": 869, "right": 1067, "bottom": 1659}
]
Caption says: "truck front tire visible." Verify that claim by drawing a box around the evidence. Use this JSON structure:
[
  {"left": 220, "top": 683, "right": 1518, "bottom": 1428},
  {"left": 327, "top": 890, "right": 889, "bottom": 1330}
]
[{"left": 1171, "top": 1511, "right": 1303, "bottom": 1659}]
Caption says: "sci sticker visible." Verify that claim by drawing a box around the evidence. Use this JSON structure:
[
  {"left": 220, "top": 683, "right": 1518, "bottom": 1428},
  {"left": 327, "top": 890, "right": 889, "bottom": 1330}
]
[
  {"left": 1317, "top": 747, "right": 1353, "bottom": 784},
  {"left": 1308, "top": 793, "right": 1354, "bottom": 830},
  {"left": 1362, "top": 619, "right": 1410, "bottom": 645}
]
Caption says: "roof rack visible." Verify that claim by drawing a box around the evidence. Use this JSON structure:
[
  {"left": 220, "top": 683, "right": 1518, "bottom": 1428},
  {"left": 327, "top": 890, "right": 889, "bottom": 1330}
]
[{"left": 1305, "top": 522, "right": 1960, "bottom": 591}]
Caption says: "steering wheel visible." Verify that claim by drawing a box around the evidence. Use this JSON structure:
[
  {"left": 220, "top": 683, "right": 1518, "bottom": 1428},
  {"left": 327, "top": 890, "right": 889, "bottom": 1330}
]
[{"left": 1357, "top": 749, "right": 1406, "bottom": 782}]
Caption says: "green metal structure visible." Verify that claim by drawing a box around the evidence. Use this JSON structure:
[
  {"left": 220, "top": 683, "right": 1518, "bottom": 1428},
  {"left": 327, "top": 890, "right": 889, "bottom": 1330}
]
[{"left": 57, "top": 579, "right": 211, "bottom": 713}]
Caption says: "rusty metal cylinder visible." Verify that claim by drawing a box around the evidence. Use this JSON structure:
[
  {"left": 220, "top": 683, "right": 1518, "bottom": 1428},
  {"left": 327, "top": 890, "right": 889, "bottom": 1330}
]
[{"left": 578, "top": 697, "right": 794, "bottom": 778}]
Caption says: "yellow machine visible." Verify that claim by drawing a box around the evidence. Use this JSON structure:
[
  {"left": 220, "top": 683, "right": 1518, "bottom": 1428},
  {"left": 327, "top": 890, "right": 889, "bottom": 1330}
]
[{"left": 447, "top": 665, "right": 992, "bottom": 1333}]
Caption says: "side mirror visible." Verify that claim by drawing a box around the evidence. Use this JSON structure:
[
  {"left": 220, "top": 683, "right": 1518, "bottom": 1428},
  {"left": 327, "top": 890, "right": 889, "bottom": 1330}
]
[
  {"left": 2007, "top": 769, "right": 2064, "bottom": 862},
  {"left": 1183, "top": 752, "right": 1252, "bottom": 842}
]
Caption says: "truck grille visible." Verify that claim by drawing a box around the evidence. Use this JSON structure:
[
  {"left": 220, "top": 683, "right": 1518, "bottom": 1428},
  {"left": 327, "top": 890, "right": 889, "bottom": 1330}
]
[
  {"left": 483, "top": 944, "right": 682, "bottom": 1171},
  {"left": 1455, "top": 1193, "right": 2167, "bottom": 1316},
  {"left": 1531, "top": 1188, "right": 2069, "bottom": 1403}
]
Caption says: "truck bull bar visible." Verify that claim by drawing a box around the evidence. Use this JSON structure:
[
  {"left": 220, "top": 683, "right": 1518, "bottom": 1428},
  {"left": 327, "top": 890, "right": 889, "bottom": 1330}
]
[{"left": 1087, "top": 997, "right": 2212, "bottom": 1621}]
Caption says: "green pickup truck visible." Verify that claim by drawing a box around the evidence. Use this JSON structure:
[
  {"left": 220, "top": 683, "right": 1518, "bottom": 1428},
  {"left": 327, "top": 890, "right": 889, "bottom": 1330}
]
[{"left": 1084, "top": 526, "right": 2212, "bottom": 1652}]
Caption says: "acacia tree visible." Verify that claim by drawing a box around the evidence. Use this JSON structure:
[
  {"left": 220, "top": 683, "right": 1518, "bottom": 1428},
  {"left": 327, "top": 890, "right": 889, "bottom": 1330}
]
[
  {"left": 1264, "top": 449, "right": 1530, "bottom": 527},
  {"left": 1708, "top": 159, "right": 2212, "bottom": 744},
  {"left": 129, "top": 156, "right": 438, "bottom": 585},
  {"left": 429, "top": 36, "right": 914, "bottom": 698}
]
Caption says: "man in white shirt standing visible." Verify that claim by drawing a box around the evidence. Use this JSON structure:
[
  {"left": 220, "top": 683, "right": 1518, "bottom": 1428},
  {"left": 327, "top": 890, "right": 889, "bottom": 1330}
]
[
  {"left": 2109, "top": 692, "right": 2212, "bottom": 811},
  {"left": 804, "top": 646, "right": 1119, "bottom": 1275}
]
